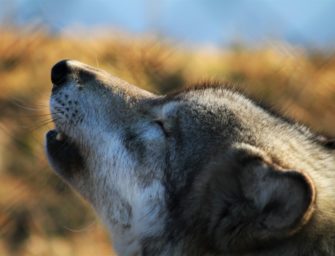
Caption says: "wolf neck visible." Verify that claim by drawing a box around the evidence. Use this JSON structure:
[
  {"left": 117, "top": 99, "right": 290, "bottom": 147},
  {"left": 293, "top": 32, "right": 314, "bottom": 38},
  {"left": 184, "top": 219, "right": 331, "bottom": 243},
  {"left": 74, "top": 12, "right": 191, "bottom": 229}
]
[
  {"left": 235, "top": 233, "right": 335, "bottom": 256},
  {"left": 99, "top": 180, "right": 167, "bottom": 256}
]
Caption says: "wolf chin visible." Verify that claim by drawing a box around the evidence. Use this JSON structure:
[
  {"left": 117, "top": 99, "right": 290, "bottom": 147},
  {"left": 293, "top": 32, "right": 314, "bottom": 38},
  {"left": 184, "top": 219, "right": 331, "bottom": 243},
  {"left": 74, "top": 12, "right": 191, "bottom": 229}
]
[{"left": 45, "top": 60, "right": 335, "bottom": 256}]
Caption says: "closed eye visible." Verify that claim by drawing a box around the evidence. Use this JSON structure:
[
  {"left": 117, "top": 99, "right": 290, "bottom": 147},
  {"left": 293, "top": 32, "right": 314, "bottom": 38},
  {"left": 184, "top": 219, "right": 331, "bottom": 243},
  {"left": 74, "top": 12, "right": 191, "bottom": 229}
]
[{"left": 154, "top": 120, "right": 170, "bottom": 137}]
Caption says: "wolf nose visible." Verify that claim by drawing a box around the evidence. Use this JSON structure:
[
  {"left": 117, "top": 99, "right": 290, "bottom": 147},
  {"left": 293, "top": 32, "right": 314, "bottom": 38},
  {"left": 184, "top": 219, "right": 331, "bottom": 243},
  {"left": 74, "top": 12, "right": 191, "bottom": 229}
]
[
  {"left": 51, "top": 60, "right": 97, "bottom": 93},
  {"left": 51, "top": 59, "right": 71, "bottom": 90}
]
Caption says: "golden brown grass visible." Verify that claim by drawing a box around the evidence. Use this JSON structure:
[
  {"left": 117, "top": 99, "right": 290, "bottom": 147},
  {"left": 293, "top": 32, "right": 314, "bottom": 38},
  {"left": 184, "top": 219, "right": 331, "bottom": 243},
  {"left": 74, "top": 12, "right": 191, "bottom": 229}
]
[{"left": 0, "top": 27, "right": 334, "bottom": 255}]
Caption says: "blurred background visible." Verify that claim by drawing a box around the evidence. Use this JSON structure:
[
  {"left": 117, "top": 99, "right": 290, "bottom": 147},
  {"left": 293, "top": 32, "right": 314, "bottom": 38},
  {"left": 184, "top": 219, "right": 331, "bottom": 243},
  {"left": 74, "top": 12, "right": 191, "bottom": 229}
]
[{"left": 0, "top": 0, "right": 335, "bottom": 255}]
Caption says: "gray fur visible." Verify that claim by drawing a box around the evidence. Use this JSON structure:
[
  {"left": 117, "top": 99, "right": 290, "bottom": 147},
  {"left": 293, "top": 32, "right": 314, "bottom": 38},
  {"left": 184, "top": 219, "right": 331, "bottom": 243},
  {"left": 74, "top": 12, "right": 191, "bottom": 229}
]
[{"left": 46, "top": 60, "right": 335, "bottom": 256}]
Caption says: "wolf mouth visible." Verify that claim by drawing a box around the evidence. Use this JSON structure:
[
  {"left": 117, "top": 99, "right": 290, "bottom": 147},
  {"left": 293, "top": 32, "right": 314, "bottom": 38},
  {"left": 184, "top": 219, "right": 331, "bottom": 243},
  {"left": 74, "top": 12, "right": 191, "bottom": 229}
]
[{"left": 46, "top": 129, "right": 83, "bottom": 177}]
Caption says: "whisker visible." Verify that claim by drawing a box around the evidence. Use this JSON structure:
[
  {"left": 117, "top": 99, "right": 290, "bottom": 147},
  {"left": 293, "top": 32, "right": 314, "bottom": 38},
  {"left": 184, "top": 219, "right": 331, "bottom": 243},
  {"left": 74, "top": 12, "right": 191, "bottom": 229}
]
[
  {"left": 21, "top": 116, "right": 62, "bottom": 132},
  {"left": 10, "top": 98, "right": 49, "bottom": 111},
  {"left": 63, "top": 220, "right": 97, "bottom": 233}
]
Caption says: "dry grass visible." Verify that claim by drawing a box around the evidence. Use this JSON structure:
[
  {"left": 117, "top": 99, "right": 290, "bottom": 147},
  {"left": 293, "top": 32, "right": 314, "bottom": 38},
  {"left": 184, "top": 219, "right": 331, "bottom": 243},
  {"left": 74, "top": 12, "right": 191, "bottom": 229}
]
[{"left": 0, "top": 26, "right": 334, "bottom": 255}]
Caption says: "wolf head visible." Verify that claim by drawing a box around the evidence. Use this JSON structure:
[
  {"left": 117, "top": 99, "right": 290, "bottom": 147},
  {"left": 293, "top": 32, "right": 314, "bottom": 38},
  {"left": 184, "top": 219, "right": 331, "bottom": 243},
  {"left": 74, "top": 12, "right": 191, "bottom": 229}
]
[{"left": 46, "top": 60, "right": 335, "bottom": 255}]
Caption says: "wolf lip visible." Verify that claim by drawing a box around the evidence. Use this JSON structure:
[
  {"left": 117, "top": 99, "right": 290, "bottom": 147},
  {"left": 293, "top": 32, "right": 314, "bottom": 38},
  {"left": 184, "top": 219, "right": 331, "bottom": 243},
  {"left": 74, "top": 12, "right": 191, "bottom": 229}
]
[
  {"left": 46, "top": 129, "right": 67, "bottom": 143},
  {"left": 46, "top": 129, "right": 83, "bottom": 178}
]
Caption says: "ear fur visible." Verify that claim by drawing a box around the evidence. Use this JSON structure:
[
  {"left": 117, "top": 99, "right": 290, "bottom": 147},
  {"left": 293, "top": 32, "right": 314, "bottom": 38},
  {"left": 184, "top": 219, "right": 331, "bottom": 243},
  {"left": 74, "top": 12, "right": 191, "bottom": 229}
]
[{"left": 202, "top": 143, "right": 316, "bottom": 252}]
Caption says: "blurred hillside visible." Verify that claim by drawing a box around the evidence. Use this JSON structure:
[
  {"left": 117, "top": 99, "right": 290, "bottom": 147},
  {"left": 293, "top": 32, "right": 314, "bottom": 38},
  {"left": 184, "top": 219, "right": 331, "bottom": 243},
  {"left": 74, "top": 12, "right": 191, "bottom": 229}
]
[{"left": 0, "top": 27, "right": 335, "bottom": 256}]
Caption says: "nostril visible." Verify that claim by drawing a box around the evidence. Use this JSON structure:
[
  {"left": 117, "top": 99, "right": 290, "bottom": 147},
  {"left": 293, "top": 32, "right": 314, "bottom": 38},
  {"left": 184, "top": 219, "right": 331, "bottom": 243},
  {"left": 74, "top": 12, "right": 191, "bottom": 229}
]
[{"left": 51, "top": 59, "right": 71, "bottom": 87}]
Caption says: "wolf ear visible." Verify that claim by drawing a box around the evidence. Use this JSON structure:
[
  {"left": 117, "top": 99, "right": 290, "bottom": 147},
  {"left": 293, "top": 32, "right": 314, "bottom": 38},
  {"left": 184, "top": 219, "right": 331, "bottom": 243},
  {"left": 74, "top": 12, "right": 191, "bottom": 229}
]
[{"left": 205, "top": 144, "right": 316, "bottom": 249}]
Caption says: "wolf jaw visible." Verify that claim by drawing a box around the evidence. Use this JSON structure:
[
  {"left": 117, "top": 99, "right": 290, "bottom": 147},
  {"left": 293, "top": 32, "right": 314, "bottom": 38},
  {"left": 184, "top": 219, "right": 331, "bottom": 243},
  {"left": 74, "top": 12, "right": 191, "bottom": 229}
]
[{"left": 46, "top": 60, "right": 335, "bottom": 256}]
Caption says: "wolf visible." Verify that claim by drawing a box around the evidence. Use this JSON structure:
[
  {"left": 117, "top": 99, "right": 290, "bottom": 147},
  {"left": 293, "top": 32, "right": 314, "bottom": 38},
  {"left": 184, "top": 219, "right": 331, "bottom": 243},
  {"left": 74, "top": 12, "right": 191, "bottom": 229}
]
[{"left": 45, "top": 60, "right": 335, "bottom": 256}]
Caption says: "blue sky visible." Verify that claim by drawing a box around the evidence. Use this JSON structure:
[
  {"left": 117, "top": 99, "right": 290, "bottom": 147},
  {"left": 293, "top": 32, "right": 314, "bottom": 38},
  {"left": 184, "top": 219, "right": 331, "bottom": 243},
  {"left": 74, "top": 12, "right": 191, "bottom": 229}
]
[{"left": 1, "top": 0, "right": 335, "bottom": 49}]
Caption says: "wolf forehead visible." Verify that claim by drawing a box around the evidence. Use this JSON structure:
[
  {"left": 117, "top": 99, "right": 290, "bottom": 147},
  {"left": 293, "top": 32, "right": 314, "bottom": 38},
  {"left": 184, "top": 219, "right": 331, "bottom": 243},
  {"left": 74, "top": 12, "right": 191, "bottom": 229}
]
[
  {"left": 151, "top": 85, "right": 283, "bottom": 141},
  {"left": 146, "top": 85, "right": 331, "bottom": 180}
]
